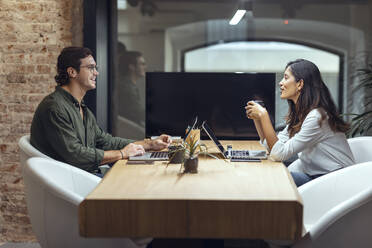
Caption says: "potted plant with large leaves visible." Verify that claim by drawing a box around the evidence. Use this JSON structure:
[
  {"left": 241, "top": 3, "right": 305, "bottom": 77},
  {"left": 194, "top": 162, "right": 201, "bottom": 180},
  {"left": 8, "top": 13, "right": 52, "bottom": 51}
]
[
  {"left": 168, "top": 132, "right": 218, "bottom": 174},
  {"left": 348, "top": 60, "right": 372, "bottom": 137}
]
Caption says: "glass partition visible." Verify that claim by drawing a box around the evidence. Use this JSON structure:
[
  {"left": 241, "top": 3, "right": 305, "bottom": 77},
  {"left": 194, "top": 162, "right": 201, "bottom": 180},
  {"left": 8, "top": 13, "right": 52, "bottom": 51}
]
[
  {"left": 184, "top": 41, "right": 340, "bottom": 129},
  {"left": 113, "top": 0, "right": 371, "bottom": 139}
]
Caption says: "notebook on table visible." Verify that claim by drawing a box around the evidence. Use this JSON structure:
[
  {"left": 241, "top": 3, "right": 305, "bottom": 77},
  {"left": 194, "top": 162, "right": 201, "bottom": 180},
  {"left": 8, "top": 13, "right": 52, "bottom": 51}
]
[
  {"left": 201, "top": 121, "right": 267, "bottom": 162},
  {"left": 128, "top": 116, "right": 198, "bottom": 161}
]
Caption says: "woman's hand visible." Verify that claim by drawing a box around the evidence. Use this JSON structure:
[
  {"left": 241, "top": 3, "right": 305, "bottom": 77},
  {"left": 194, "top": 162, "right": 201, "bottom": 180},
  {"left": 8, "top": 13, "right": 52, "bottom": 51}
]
[{"left": 245, "top": 101, "right": 267, "bottom": 120}]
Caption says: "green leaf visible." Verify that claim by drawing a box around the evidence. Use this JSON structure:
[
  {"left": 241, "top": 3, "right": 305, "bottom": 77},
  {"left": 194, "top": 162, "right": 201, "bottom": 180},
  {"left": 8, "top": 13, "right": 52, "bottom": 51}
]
[{"left": 351, "top": 111, "right": 372, "bottom": 121}]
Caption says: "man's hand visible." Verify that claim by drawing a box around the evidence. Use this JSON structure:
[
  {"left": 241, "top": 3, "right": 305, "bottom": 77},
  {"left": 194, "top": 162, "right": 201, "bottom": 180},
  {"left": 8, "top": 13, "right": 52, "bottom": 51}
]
[
  {"left": 121, "top": 143, "right": 145, "bottom": 158},
  {"left": 151, "top": 134, "right": 171, "bottom": 151}
]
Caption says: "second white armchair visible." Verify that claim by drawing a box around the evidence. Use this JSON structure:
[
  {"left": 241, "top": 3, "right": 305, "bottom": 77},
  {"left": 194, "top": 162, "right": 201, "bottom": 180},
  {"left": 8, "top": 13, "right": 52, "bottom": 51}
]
[
  {"left": 293, "top": 161, "right": 372, "bottom": 248},
  {"left": 23, "top": 157, "right": 151, "bottom": 248}
]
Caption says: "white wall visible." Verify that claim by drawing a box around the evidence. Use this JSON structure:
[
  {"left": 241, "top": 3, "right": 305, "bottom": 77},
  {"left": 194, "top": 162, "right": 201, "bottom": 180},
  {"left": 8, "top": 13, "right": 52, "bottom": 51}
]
[{"left": 184, "top": 42, "right": 340, "bottom": 73}]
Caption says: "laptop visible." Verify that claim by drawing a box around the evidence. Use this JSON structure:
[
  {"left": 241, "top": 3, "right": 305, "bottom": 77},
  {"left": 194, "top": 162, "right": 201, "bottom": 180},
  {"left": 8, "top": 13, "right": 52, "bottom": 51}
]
[
  {"left": 201, "top": 121, "right": 267, "bottom": 162},
  {"left": 128, "top": 116, "right": 198, "bottom": 161}
]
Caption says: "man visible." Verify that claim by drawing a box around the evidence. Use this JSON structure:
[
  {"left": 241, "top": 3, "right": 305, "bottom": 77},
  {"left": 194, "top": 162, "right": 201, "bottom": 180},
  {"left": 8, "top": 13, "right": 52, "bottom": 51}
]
[
  {"left": 117, "top": 51, "right": 146, "bottom": 126},
  {"left": 31, "top": 47, "right": 170, "bottom": 175}
]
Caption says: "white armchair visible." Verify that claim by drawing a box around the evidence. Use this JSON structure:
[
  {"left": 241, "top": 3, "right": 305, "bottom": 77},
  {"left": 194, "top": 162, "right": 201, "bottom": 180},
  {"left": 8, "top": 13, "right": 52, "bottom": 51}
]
[
  {"left": 292, "top": 161, "right": 372, "bottom": 248},
  {"left": 347, "top": 136, "right": 372, "bottom": 163},
  {"left": 23, "top": 157, "right": 151, "bottom": 248},
  {"left": 18, "top": 135, "right": 109, "bottom": 176},
  {"left": 18, "top": 135, "right": 52, "bottom": 169}
]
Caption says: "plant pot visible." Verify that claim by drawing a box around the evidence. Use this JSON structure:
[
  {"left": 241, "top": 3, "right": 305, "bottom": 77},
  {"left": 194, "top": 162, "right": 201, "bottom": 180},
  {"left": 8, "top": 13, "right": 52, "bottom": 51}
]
[
  {"left": 183, "top": 157, "right": 198, "bottom": 174},
  {"left": 168, "top": 145, "right": 185, "bottom": 164},
  {"left": 168, "top": 149, "right": 185, "bottom": 164}
]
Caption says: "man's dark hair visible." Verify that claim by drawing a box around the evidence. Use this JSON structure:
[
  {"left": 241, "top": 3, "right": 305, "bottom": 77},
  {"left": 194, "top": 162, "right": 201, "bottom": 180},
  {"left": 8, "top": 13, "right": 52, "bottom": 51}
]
[
  {"left": 55, "top": 47, "right": 93, "bottom": 86},
  {"left": 119, "top": 51, "right": 142, "bottom": 74}
]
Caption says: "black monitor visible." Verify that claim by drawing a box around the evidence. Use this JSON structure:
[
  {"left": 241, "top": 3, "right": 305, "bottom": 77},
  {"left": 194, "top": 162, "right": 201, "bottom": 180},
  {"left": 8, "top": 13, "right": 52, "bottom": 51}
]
[{"left": 146, "top": 72, "right": 275, "bottom": 140}]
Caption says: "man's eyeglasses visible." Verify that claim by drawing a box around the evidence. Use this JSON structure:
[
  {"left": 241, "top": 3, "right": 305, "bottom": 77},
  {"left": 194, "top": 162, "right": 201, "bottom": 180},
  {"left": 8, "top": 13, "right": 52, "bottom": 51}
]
[{"left": 80, "top": 65, "right": 99, "bottom": 72}]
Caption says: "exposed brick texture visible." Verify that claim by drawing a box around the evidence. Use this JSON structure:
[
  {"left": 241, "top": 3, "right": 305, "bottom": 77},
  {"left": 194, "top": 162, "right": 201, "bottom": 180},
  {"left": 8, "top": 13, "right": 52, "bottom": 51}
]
[{"left": 0, "top": 0, "right": 83, "bottom": 242}]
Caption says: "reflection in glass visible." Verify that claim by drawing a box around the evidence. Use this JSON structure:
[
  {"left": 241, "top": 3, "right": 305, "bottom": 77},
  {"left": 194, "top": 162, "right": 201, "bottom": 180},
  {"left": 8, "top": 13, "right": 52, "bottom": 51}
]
[{"left": 114, "top": 1, "right": 370, "bottom": 137}]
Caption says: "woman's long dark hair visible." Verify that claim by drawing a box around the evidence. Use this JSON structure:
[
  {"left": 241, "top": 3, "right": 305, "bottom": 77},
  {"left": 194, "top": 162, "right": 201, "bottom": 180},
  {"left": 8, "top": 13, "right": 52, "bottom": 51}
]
[{"left": 285, "top": 59, "right": 349, "bottom": 137}]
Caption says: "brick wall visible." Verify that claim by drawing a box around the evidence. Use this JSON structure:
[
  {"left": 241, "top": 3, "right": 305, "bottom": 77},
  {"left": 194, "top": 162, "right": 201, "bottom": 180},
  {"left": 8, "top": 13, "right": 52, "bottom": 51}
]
[{"left": 0, "top": 0, "right": 83, "bottom": 241}]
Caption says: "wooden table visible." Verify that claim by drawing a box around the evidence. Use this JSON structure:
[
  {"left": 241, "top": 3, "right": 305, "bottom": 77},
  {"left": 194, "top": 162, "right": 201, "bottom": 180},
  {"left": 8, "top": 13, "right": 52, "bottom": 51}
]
[{"left": 79, "top": 141, "right": 303, "bottom": 241}]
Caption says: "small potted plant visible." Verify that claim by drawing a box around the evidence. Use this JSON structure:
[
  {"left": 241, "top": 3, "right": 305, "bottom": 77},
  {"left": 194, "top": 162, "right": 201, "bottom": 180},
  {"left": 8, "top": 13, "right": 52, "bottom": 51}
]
[
  {"left": 168, "top": 132, "right": 218, "bottom": 174},
  {"left": 182, "top": 133, "right": 203, "bottom": 173},
  {"left": 168, "top": 144, "right": 185, "bottom": 164}
]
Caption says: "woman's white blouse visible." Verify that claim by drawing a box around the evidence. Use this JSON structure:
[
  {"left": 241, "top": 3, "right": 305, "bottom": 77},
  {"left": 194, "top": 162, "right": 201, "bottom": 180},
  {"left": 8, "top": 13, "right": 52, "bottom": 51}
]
[{"left": 263, "top": 108, "right": 355, "bottom": 176}]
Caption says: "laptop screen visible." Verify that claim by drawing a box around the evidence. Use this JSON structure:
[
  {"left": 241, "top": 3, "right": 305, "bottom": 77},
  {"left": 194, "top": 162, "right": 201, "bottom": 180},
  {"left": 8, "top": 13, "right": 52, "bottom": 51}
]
[{"left": 201, "top": 121, "right": 227, "bottom": 157}]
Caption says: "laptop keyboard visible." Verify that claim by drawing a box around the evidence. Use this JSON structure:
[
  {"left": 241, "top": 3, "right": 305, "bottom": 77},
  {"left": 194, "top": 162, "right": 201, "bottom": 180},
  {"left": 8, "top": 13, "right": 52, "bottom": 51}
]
[
  {"left": 150, "top": 151, "right": 169, "bottom": 159},
  {"left": 229, "top": 150, "right": 264, "bottom": 162},
  {"left": 228, "top": 150, "right": 267, "bottom": 163},
  {"left": 230, "top": 150, "right": 250, "bottom": 158}
]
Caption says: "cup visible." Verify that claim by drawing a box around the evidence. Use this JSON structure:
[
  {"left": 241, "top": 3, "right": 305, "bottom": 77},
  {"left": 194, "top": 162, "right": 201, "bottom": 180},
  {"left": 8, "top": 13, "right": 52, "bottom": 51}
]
[{"left": 253, "top": 100, "right": 265, "bottom": 107}]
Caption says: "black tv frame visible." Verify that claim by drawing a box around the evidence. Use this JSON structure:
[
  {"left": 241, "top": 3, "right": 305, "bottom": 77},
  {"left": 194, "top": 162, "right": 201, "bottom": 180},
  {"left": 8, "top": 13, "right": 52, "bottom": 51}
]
[{"left": 145, "top": 72, "right": 275, "bottom": 140}]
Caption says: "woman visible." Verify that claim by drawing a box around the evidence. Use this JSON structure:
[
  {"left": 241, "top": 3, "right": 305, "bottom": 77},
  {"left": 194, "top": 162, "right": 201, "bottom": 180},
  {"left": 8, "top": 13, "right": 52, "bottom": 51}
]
[{"left": 245, "top": 59, "right": 355, "bottom": 187}]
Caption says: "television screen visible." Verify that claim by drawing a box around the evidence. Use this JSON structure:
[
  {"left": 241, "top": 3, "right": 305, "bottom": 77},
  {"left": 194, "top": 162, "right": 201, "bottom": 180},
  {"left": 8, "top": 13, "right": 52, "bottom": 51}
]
[{"left": 146, "top": 72, "right": 275, "bottom": 140}]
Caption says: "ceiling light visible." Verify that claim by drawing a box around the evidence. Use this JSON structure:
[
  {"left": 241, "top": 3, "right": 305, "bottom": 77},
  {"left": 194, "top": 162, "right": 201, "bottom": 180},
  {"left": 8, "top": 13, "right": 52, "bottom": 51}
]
[
  {"left": 118, "top": 0, "right": 127, "bottom": 10},
  {"left": 229, "top": 1, "right": 253, "bottom": 26},
  {"left": 229, "top": 10, "right": 246, "bottom": 25}
]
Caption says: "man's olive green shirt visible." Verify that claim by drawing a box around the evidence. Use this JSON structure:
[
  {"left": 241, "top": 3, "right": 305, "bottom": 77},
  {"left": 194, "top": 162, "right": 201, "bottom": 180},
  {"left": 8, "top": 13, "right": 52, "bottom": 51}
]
[{"left": 31, "top": 86, "right": 133, "bottom": 172}]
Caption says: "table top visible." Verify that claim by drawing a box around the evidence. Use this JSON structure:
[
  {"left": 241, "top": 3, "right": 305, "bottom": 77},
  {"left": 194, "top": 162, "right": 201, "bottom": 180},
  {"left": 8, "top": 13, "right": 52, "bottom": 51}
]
[{"left": 79, "top": 140, "right": 303, "bottom": 240}]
